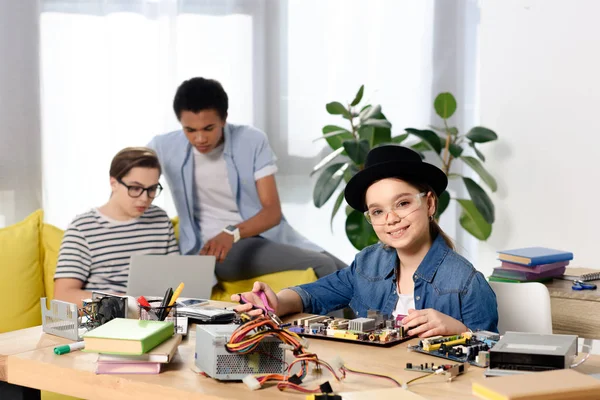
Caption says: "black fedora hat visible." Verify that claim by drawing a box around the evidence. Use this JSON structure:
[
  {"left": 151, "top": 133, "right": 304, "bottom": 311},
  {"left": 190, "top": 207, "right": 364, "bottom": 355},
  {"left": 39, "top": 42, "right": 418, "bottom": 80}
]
[{"left": 344, "top": 145, "right": 448, "bottom": 211}]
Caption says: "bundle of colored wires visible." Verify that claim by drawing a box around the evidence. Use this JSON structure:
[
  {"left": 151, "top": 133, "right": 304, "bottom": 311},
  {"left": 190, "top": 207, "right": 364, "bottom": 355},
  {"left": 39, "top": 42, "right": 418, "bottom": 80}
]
[
  {"left": 225, "top": 315, "right": 345, "bottom": 392},
  {"left": 226, "top": 314, "right": 439, "bottom": 392}
]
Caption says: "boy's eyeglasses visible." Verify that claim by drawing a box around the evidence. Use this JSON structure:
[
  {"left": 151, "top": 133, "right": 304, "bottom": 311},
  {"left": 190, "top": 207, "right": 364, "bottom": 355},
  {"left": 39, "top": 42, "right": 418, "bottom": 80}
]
[
  {"left": 118, "top": 179, "right": 163, "bottom": 199},
  {"left": 364, "top": 192, "right": 426, "bottom": 225}
]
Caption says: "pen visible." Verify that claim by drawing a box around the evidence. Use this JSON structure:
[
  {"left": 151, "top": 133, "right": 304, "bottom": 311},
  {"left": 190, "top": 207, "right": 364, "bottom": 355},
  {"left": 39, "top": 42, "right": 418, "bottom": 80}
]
[
  {"left": 54, "top": 341, "right": 85, "bottom": 355},
  {"left": 168, "top": 282, "right": 185, "bottom": 307},
  {"left": 159, "top": 287, "right": 173, "bottom": 321}
]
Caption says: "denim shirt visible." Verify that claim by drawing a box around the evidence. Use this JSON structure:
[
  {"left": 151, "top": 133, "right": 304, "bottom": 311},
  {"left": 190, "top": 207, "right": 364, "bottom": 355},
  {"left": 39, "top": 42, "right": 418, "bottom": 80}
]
[
  {"left": 290, "top": 234, "right": 499, "bottom": 332},
  {"left": 147, "top": 124, "right": 322, "bottom": 255}
]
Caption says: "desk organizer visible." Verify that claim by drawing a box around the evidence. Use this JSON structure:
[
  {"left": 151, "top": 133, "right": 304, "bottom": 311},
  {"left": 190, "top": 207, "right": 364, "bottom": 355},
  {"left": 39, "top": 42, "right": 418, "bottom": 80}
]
[
  {"left": 40, "top": 292, "right": 128, "bottom": 340},
  {"left": 139, "top": 299, "right": 188, "bottom": 335}
]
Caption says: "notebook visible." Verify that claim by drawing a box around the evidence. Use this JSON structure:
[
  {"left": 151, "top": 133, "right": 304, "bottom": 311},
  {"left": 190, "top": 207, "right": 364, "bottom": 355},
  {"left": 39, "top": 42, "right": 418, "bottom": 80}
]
[
  {"left": 96, "top": 361, "right": 161, "bottom": 375},
  {"left": 83, "top": 318, "right": 174, "bottom": 355},
  {"left": 491, "top": 266, "right": 566, "bottom": 281},
  {"left": 497, "top": 247, "right": 573, "bottom": 266},
  {"left": 472, "top": 368, "right": 600, "bottom": 399},
  {"left": 500, "top": 260, "right": 569, "bottom": 274},
  {"left": 97, "top": 334, "right": 182, "bottom": 363},
  {"left": 488, "top": 276, "right": 554, "bottom": 284},
  {"left": 560, "top": 267, "right": 600, "bottom": 282}
]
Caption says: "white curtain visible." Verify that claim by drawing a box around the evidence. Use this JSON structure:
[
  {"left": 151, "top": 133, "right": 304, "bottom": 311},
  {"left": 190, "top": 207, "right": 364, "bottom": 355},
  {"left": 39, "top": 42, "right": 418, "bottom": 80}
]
[
  {"left": 40, "top": 0, "right": 479, "bottom": 263},
  {"left": 0, "top": 1, "right": 42, "bottom": 228}
]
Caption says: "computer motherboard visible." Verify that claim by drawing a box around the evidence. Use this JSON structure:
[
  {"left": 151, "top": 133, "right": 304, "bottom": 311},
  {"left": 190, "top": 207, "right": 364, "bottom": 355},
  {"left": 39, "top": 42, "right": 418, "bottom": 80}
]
[
  {"left": 286, "top": 310, "right": 411, "bottom": 347},
  {"left": 408, "top": 330, "right": 500, "bottom": 367}
]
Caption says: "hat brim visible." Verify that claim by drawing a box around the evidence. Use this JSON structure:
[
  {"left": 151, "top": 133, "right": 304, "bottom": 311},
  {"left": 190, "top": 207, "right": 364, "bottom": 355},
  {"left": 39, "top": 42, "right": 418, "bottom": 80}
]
[{"left": 344, "top": 161, "right": 448, "bottom": 211}]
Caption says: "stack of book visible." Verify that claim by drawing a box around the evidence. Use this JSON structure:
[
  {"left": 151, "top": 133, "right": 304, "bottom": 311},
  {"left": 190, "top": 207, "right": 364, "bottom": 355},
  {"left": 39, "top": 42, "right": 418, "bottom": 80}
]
[
  {"left": 83, "top": 318, "right": 179, "bottom": 374},
  {"left": 490, "top": 247, "right": 574, "bottom": 283}
]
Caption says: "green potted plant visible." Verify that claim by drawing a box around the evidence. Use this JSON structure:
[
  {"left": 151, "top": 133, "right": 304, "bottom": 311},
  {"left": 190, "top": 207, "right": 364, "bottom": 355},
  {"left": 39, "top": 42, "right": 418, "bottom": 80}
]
[{"left": 312, "top": 86, "right": 498, "bottom": 250}]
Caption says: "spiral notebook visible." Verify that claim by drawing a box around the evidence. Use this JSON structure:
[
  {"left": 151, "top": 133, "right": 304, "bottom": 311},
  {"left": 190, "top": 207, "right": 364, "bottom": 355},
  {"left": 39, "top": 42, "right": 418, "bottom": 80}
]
[{"left": 560, "top": 268, "right": 600, "bottom": 282}]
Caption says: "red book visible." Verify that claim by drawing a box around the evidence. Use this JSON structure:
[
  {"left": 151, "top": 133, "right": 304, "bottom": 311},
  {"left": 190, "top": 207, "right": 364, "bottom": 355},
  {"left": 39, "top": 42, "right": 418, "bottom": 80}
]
[{"left": 500, "top": 260, "right": 569, "bottom": 273}]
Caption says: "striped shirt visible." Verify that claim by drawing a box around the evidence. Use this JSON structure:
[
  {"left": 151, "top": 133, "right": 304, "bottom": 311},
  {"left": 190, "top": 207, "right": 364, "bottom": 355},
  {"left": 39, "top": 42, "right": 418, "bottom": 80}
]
[{"left": 54, "top": 205, "right": 179, "bottom": 294}]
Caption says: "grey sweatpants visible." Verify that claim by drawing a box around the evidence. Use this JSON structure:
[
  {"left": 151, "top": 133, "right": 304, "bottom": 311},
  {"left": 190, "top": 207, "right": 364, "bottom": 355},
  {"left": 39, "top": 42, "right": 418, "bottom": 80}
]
[{"left": 215, "top": 237, "right": 347, "bottom": 281}]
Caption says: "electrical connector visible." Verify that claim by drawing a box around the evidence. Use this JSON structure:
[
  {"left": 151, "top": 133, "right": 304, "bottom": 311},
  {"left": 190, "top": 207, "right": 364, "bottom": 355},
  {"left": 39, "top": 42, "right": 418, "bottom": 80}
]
[
  {"left": 319, "top": 381, "right": 333, "bottom": 393},
  {"left": 329, "top": 355, "right": 345, "bottom": 371},
  {"left": 306, "top": 395, "right": 342, "bottom": 400},
  {"left": 300, "top": 337, "right": 310, "bottom": 349},
  {"left": 278, "top": 343, "right": 294, "bottom": 351},
  {"left": 242, "top": 375, "right": 261, "bottom": 391}
]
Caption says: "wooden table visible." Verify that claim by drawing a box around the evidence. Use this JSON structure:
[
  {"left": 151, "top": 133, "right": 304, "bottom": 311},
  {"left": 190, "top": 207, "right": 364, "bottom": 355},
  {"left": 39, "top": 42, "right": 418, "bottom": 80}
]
[
  {"left": 545, "top": 279, "right": 600, "bottom": 339},
  {"left": 3, "top": 312, "right": 600, "bottom": 400}
]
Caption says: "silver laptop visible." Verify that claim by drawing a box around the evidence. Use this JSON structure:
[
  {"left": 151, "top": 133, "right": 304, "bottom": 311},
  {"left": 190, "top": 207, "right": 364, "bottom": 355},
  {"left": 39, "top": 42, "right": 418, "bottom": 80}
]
[{"left": 126, "top": 255, "right": 216, "bottom": 299}]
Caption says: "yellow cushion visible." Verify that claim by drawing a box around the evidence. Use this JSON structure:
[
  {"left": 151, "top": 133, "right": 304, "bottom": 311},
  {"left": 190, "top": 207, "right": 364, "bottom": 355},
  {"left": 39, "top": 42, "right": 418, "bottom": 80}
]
[
  {"left": 210, "top": 268, "right": 318, "bottom": 301},
  {"left": 41, "top": 223, "right": 64, "bottom": 302},
  {"left": 0, "top": 210, "right": 44, "bottom": 333},
  {"left": 172, "top": 217, "right": 179, "bottom": 241},
  {"left": 41, "top": 392, "right": 81, "bottom": 400}
]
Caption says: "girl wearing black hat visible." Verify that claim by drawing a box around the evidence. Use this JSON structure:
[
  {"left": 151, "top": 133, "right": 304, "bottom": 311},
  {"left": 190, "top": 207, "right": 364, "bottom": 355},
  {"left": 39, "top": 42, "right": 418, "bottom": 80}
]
[{"left": 233, "top": 145, "right": 498, "bottom": 337}]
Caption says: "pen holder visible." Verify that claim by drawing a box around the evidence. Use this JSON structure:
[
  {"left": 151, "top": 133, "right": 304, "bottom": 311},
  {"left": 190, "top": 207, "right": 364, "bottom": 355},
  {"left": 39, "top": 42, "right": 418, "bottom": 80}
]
[
  {"left": 139, "top": 300, "right": 189, "bottom": 335},
  {"left": 139, "top": 300, "right": 179, "bottom": 331}
]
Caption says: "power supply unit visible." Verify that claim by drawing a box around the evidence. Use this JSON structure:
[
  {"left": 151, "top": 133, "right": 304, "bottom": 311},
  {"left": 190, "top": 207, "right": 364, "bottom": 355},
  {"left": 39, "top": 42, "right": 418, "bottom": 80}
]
[{"left": 195, "top": 324, "right": 287, "bottom": 380}]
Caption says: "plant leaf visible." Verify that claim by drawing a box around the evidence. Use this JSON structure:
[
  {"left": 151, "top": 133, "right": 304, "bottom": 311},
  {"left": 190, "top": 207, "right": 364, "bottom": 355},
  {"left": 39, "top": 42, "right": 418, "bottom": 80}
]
[
  {"left": 313, "top": 129, "right": 351, "bottom": 142},
  {"left": 326, "top": 102, "right": 351, "bottom": 119},
  {"left": 466, "top": 126, "right": 498, "bottom": 143},
  {"left": 345, "top": 205, "right": 354, "bottom": 216},
  {"left": 313, "top": 163, "right": 348, "bottom": 207},
  {"left": 457, "top": 199, "right": 492, "bottom": 240},
  {"left": 350, "top": 85, "right": 364, "bottom": 107},
  {"left": 330, "top": 191, "right": 345, "bottom": 231},
  {"left": 436, "top": 190, "right": 451, "bottom": 219},
  {"left": 361, "top": 118, "right": 392, "bottom": 129},
  {"left": 359, "top": 104, "right": 381, "bottom": 121},
  {"left": 359, "top": 125, "right": 392, "bottom": 148},
  {"left": 343, "top": 139, "right": 370, "bottom": 165},
  {"left": 391, "top": 133, "right": 409, "bottom": 144},
  {"left": 322, "top": 125, "right": 354, "bottom": 152},
  {"left": 343, "top": 163, "right": 359, "bottom": 183},
  {"left": 345, "top": 210, "right": 379, "bottom": 250},
  {"left": 462, "top": 177, "right": 495, "bottom": 224},
  {"left": 469, "top": 142, "right": 486, "bottom": 161},
  {"left": 429, "top": 125, "right": 459, "bottom": 136},
  {"left": 405, "top": 128, "right": 443, "bottom": 154},
  {"left": 310, "top": 146, "right": 345, "bottom": 176},
  {"left": 449, "top": 143, "right": 463, "bottom": 158},
  {"left": 434, "top": 93, "right": 457, "bottom": 119},
  {"left": 461, "top": 156, "right": 498, "bottom": 192}
]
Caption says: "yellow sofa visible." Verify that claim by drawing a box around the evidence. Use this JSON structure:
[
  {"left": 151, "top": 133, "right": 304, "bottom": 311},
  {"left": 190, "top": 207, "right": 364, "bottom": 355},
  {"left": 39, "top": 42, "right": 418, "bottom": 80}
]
[{"left": 0, "top": 209, "right": 317, "bottom": 334}]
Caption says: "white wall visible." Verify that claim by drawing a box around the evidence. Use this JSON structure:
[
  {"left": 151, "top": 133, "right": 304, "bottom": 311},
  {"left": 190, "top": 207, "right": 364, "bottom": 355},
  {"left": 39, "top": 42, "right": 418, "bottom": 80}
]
[
  {"left": 477, "top": 0, "right": 600, "bottom": 275},
  {"left": 0, "top": 1, "right": 42, "bottom": 227}
]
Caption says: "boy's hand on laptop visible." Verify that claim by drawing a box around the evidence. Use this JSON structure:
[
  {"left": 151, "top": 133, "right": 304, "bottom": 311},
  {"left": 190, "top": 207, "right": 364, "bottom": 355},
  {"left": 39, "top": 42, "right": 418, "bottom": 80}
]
[
  {"left": 200, "top": 232, "right": 234, "bottom": 262},
  {"left": 231, "top": 281, "right": 279, "bottom": 316}
]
